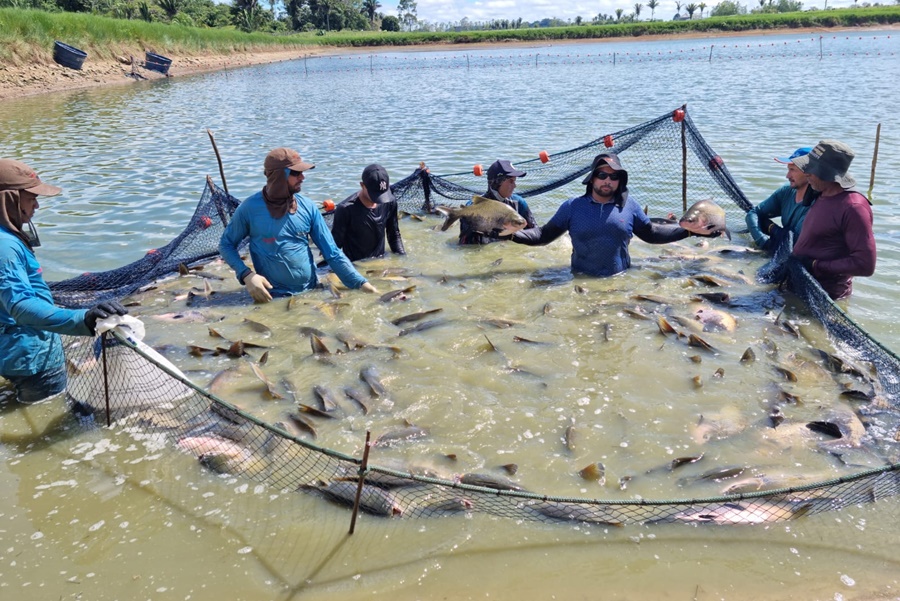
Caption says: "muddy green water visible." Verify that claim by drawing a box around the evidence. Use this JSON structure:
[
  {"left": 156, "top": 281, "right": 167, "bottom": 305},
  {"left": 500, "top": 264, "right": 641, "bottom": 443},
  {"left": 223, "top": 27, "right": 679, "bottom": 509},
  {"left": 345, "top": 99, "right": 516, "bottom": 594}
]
[{"left": 2, "top": 31, "right": 900, "bottom": 601}]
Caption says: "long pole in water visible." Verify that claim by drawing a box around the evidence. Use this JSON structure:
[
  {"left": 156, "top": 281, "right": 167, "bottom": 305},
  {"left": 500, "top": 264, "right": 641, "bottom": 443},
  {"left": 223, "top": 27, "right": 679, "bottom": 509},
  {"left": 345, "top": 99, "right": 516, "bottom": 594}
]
[
  {"left": 206, "top": 129, "right": 229, "bottom": 196},
  {"left": 681, "top": 103, "right": 688, "bottom": 212},
  {"left": 819, "top": 35, "right": 823, "bottom": 60},
  {"left": 101, "top": 332, "right": 111, "bottom": 427},
  {"left": 709, "top": 45, "right": 714, "bottom": 63},
  {"left": 867, "top": 123, "right": 881, "bottom": 203},
  {"left": 349, "top": 430, "right": 372, "bottom": 535}
]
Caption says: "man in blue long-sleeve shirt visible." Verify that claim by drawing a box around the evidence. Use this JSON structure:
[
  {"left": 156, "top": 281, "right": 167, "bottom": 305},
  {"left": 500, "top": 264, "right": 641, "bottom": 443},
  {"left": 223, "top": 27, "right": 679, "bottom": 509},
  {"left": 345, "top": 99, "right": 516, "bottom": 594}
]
[
  {"left": 219, "top": 148, "right": 377, "bottom": 303},
  {"left": 1, "top": 159, "right": 127, "bottom": 404},
  {"left": 745, "top": 147, "right": 818, "bottom": 254}
]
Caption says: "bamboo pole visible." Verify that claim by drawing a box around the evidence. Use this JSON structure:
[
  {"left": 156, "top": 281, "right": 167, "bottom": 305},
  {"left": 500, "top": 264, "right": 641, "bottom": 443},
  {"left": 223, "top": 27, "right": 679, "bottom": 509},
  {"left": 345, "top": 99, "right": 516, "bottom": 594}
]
[
  {"left": 206, "top": 129, "right": 229, "bottom": 196},
  {"left": 867, "top": 123, "right": 881, "bottom": 203},
  {"left": 349, "top": 430, "right": 372, "bottom": 535}
]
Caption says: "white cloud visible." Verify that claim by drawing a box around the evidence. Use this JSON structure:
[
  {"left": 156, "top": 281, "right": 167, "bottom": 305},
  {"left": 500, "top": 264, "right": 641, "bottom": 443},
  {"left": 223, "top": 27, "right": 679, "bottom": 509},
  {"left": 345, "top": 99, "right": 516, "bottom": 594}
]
[{"left": 380, "top": 0, "right": 859, "bottom": 24}]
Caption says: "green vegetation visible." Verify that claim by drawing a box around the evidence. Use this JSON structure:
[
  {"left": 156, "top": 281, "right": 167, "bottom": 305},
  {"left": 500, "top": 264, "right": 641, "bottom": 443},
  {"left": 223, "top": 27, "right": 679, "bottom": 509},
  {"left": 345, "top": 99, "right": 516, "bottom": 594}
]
[{"left": 2, "top": 5, "right": 899, "bottom": 66}]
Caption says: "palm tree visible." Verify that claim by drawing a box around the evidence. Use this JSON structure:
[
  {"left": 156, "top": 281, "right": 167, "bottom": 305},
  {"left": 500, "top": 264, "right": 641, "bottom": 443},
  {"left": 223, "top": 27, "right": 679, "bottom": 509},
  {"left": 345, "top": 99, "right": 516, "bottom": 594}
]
[
  {"left": 685, "top": 2, "right": 698, "bottom": 18},
  {"left": 647, "top": 0, "right": 658, "bottom": 20},
  {"left": 615, "top": 7, "right": 624, "bottom": 20},
  {"left": 634, "top": 2, "right": 642, "bottom": 19},
  {"left": 362, "top": 0, "right": 380, "bottom": 27},
  {"left": 699, "top": 1, "right": 706, "bottom": 16}
]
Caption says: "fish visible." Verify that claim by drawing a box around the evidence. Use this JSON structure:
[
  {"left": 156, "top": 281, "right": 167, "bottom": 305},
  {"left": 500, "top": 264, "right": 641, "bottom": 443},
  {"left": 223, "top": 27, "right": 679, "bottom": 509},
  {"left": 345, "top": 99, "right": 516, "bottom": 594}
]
[
  {"left": 249, "top": 363, "right": 284, "bottom": 399},
  {"left": 807, "top": 402, "right": 867, "bottom": 448},
  {"left": 312, "top": 385, "right": 341, "bottom": 412},
  {"left": 677, "top": 199, "right": 732, "bottom": 239},
  {"left": 309, "top": 481, "right": 403, "bottom": 517},
  {"left": 578, "top": 462, "right": 606, "bottom": 484},
  {"left": 309, "top": 334, "right": 331, "bottom": 355},
  {"left": 523, "top": 500, "right": 624, "bottom": 527},
  {"left": 391, "top": 308, "right": 444, "bottom": 326},
  {"left": 435, "top": 195, "right": 528, "bottom": 237},
  {"left": 398, "top": 318, "right": 450, "bottom": 337},
  {"left": 380, "top": 285, "right": 416, "bottom": 303},
  {"left": 692, "top": 407, "right": 748, "bottom": 444},
  {"left": 281, "top": 414, "right": 317, "bottom": 439},
  {"left": 359, "top": 365, "right": 386, "bottom": 397},
  {"left": 151, "top": 310, "right": 211, "bottom": 323},
  {"left": 694, "top": 306, "right": 737, "bottom": 333},
  {"left": 373, "top": 425, "right": 429, "bottom": 447},
  {"left": 342, "top": 386, "right": 370, "bottom": 414},
  {"left": 456, "top": 472, "right": 525, "bottom": 491},
  {"left": 242, "top": 318, "right": 272, "bottom": 336},
  {"left": 671, "top": 500, "right": 813, "bottom": 524}
]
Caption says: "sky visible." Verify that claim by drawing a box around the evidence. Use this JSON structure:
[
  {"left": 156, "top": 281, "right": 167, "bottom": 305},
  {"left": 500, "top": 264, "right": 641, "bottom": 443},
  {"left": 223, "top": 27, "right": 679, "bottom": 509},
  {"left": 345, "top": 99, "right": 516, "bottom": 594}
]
[{"left": 378, "top": 0, "right": 859, "bottom": 24}]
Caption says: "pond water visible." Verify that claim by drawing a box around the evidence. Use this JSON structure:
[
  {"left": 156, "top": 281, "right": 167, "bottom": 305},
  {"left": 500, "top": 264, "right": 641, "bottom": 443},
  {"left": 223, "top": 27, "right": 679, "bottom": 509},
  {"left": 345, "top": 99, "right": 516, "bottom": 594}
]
[{"left": 1, "top": 30, "right": 900, "bottom": 601}]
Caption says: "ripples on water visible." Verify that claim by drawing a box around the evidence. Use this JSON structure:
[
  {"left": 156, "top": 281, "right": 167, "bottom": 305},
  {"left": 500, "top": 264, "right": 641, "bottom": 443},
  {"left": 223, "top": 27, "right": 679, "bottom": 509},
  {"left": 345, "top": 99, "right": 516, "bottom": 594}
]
[{"left": 2, "top": 31, "right": 900, "bottom": 600}]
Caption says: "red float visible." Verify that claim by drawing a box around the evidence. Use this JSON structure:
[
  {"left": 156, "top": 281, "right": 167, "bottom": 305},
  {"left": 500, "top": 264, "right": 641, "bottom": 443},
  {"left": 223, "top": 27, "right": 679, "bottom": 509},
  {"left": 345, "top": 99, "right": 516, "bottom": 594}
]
[
  {"left": 672, "top": 109, "right": 685, "bottom": 123},
  {"left": 539, "top": 150, "right": 550, "bottom": 163},
  {"left": 603, "top": 135, "right": 614, "bottom": 148},
  {"left": 473, "top": 164, "right": 483, "bottom": 176}
]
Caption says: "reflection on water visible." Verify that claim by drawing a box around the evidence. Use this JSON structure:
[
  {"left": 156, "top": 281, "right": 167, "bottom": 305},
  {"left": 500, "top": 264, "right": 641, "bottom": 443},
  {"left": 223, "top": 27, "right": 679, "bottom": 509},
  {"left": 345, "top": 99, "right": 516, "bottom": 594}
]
[{"left": 2, "top": 31, "right": 900, "bottom": 601}]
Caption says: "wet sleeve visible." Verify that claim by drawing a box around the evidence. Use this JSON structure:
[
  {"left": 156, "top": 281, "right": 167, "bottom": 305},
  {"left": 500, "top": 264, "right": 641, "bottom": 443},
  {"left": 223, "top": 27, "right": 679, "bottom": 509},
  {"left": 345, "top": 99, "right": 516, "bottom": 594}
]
[
  {"left": 309, "top": 209, "right": 367, "bottom": 289},
  {"left": 0, "top": 255, "right": 90, "bottom": 336},
  {"left": 634, "top": 222, "right": 691, "bottom": 244},
  {"left": 219, "top": 202, "right": 252, "bottom": 283},
  {"left": 387, "top": 202, "right": 405, "bottom": 255},
  {"left": 818, "top": 200, "right": 876, "bottom": 278},
  {"left": 517, "top": 198, "right": 537, "bottom": 229},
  {"left": 745, "top": 188, "right": 783, "bottom": 247},
  {"left": 330, "top": 204, "right": 348, "bottom": 251},
  {"left": 511, "top": 221, "right": 567, "bottom": 246}
]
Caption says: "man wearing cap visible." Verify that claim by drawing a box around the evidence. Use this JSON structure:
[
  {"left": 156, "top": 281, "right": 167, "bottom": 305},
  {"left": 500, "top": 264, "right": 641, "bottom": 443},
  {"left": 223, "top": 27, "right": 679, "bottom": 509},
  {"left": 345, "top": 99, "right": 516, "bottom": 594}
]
[
  {"left": 1, "top": 159, "right": 128, "bottom": 404},
  {"left": 745, "top": 147, "right": 819, "bottom": 254},
  {"left": 330, "top": 164, "right": 406, "bottom": 262},
  {"left": 459, "top": 159, "right": 536, "bottom": 245},
  {"left": 790, "top": 140, "right": 875, "bottom": 300},
  {"left": 219, "top": 148, "right": 377, "bottom": 303},
  {"left": 512, "top": 152, "right": 713, "bottom": 277}
]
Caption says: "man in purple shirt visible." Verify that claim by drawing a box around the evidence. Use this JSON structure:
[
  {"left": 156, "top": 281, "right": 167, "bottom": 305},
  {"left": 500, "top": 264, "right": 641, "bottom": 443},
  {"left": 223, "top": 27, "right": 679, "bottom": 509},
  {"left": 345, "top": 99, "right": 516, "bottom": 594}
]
[{"left": 791, "top": 140, "right": 875, "bottom": 300}]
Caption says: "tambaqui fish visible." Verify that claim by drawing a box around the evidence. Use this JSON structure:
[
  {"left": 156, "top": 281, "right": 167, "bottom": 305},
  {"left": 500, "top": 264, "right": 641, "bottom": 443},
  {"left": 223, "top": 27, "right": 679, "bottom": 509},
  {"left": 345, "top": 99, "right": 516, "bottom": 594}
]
[
  {"left": 678, "top": 199, "right": 731, "bottom": 240},
  {"left": 435, "top": 195, "right": 527, "bottom": 237}
]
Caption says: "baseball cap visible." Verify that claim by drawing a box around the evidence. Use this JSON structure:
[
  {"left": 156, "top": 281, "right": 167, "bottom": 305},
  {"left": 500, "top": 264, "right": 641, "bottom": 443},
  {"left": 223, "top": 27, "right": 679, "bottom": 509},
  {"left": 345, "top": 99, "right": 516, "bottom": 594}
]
[
  {"left": 774, "top": 147, "right": 813, "bottom": 164},
  {"left": 487, "top": 159, "right": 526, "bottom": 181},
  {"left": 362, "top": 163, "right": 394, "bottom": 204},
  {"left": 0, "top": 159, "right": 62, "bottom": 196}
]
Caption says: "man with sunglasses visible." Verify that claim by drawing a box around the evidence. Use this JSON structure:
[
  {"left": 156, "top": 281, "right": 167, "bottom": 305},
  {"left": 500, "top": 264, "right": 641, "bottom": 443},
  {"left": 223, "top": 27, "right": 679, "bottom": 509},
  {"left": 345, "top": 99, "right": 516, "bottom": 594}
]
[
  {"left": 512, "top": 152, "right": 710, "bottom": 277},
  {"left": 219, "top": 147, "right": 377, "bottom": 303},
  {"left": 1, "top": 158, "right": 128, "bottom": 404},
  {"left": 459, "top": 159, "right": 536, "bottom": 245}
]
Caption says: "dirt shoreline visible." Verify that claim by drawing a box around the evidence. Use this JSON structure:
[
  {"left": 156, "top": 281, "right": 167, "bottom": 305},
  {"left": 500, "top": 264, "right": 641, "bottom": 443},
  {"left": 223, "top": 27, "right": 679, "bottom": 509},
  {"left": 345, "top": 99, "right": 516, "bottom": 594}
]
[{"left": 0, "top": 25, "right": 893, "bottom": 102}]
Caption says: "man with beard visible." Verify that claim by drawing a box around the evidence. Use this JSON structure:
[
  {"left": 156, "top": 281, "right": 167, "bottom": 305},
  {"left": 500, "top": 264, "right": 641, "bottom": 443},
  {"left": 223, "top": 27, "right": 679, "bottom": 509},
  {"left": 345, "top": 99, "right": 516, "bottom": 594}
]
[
  {"left": 330, "top": 163, "right": 406, "bottom": 262},
  {"left": 511, "top": 152, "right": 714, "bottom": 277},
  {"left": 459, "top": 159, "right": 536, "bottom": 245},
  {"left": 219, "top": 148, "right": 377, "bottom": 303},
  {"left": 1, "top": 159, "right": 127, "bottom": 404},
  {"left": 746, "top": 146, "right": 819, "bottom": 254},
  {"left": 790, "top": 140, "right": 875, "bottom": 300}
]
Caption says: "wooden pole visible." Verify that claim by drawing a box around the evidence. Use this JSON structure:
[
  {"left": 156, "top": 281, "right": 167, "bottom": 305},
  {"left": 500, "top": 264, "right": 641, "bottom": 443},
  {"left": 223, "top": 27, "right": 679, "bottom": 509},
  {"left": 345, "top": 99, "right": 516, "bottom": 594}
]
[
  {"left": 709, "top": 45, "right": 714, "bottom": 63},
  {"left": 348, "top": 430, "right": 372, "bottom": 535},
  {"left": 681, "top": 103, "right": 688, "bottom": 212},
  {"left": 101, "top": 331, "right": 111, "bottom": 427},
  {"left": 867, "top": 123, "right": 881, "bottom": 203},
  {"left": 206, "top": 129, "right": 229, "bottom": 196}
]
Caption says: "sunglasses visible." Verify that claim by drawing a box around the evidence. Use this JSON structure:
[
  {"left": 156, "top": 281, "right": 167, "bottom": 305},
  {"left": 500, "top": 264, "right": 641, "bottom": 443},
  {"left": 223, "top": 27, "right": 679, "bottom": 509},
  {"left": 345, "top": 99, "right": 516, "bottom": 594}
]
[
  {"left": 593, "top": 171, "right": 621, "bottom": 181},
  {"left": 288, "top": 169, "right": 304, "bottom": 177}
]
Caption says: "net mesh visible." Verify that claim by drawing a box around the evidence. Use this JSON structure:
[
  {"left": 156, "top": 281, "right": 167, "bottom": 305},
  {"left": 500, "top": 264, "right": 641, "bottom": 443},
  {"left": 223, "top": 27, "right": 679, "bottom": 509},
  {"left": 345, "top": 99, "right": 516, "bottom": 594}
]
[{"left": 47, "top": 107, "right": 900, "bottom": 526}]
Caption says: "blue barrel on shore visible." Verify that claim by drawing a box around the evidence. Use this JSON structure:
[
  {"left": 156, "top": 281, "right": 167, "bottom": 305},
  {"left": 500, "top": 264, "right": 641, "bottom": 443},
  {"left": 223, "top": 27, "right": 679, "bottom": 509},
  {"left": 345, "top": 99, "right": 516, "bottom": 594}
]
[
  {"left": 53, "top": 41, "right": 87, "bottom": 70},
  {"left": 144, "top": 51, "right": 172, "bottom": 75}
]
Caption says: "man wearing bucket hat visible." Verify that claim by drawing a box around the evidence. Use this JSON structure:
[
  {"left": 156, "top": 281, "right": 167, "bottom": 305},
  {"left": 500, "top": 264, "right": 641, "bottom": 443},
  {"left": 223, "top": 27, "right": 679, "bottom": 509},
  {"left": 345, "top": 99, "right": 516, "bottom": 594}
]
[
  {"left": 745, "top": 146, "right": 819, "bottom": 254},
  {"left": 219, "top": 148, "right": 377, "bottom": 302},
  {"left": 330, "top": 163, "right": 406, "bottom": 262},
  {"left": 0, "top": 159, "right": 128, "bottom": 404},
  {"left": 459, "top": 159, "right": 536, "bottom": 245},
  {"left": 790, "top": 140, "right": 876, "bottom": 300},
  {"left": 511, "top": 152, "right": 714, "bottom": 277}
]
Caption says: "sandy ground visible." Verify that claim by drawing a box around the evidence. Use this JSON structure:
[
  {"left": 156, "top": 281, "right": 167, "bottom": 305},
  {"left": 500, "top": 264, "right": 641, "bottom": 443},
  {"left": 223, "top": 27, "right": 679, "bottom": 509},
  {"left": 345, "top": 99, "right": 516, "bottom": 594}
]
[{"left": 0, "top": 25, "right": 894, "bottom": 102}]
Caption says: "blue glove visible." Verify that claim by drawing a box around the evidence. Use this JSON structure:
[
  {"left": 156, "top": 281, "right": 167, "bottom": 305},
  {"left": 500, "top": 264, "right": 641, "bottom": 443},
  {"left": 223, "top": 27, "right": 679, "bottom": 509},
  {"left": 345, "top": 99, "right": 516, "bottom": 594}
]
[{"left": 84, "top": 300, "right": 128, "bottom": 334}]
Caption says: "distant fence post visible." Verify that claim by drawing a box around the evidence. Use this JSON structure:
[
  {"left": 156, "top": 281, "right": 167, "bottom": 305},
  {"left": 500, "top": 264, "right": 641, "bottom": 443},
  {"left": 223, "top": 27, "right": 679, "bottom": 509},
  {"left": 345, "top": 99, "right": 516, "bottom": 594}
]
[
  {"left": 613, "top": 52, "right": 616, "bottom": 66},
  {"left": 466, "top": 54, "right": 470, "bottom": 70},
  {"left": 370, "top": 54, "right": 373, "bottom": 74},
  {"left": 709, "top": 45, "right": 714, "bottom": 63},
  {"left": 304, "top": 55, "right": 308, "bottom": 77},
  {"left": 535, "top": 53, "right": 539, "bottom": 67},
  {"left": 819, "top": 35, "right": 823, "bottom": 60}
]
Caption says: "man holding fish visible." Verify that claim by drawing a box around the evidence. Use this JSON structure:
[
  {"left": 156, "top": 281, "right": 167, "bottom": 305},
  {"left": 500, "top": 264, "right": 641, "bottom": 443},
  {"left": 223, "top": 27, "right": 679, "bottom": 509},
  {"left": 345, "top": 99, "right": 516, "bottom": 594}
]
[
  {"left": 511, "top": 152, "right": 720, "bottom": 276},
  {"left": 458, "top": 159, "right": 536, "bottom": 245},
  {"left": 219, "top": 148, "right": 377, "bottom": 303},
  {"left": 745, "top": 146, "right": 818, "bottom": 254},
  {"left": 790, "top": 140, "right": 876, "bottom": 300},
  {"left": 0, "top": 159, "right": 128, "bottom": 404},
  {"left": 330, "top": 163, "right": 406, "bottom": 262}
]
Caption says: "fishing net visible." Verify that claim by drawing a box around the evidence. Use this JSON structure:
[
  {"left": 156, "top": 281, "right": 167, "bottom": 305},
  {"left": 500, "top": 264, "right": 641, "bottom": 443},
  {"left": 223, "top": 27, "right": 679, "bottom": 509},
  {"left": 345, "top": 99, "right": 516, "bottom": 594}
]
[
  {"left": 45, "top": 106, "right": 900, "bottom": 526},
  {"left": 62, "top": 328, "right": 900, "bottom": 526}
]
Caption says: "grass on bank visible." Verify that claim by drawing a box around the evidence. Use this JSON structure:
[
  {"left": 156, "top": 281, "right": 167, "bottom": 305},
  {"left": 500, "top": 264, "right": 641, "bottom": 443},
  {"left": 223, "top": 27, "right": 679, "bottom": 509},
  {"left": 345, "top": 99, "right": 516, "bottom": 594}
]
[{"left": 1, "top": 5, "right": 899, "bottom": 65}]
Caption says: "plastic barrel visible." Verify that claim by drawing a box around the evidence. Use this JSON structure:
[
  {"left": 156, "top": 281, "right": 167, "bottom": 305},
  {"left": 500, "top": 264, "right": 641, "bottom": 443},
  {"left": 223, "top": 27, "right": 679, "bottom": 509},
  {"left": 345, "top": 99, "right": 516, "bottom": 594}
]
[
  {"left": 53, "top": 41, "right": 87, "bottom": 71},
  {"left": 144, "top": 52, "right": 172, "bottom": 75}
]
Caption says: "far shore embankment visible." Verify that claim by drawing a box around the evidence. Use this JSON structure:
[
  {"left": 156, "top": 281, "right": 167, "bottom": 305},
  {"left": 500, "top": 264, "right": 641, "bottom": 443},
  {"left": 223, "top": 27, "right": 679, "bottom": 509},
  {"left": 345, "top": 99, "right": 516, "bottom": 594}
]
[{"left": 1, "top": 23, "right": 897, "bottom": 102}]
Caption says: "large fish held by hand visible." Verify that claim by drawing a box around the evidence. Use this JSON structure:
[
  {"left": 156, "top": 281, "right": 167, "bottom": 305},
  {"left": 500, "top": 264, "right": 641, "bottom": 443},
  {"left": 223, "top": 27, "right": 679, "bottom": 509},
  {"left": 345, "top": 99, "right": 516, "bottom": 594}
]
[
  {"left": 677, "top": 199, "right": 731, "bottom": 240},
  {"left": 435, "top": 195, "right": 527, "bottom": 237}
]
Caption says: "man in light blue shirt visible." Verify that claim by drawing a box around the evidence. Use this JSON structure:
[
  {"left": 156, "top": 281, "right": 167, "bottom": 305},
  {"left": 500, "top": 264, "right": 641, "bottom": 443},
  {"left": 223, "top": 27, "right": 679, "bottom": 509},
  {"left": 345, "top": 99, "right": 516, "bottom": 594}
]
[{"left": 219, "top": 148, "right": 377, "bottom": 302}]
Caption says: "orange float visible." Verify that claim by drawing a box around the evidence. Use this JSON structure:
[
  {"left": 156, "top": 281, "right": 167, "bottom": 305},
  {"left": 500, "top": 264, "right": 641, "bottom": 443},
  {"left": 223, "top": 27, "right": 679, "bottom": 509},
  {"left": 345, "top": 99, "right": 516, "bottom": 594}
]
[
  {"left": 603, "top": 135, "right": 614, "bottom": 148},
  {"left": 322, "top": 199, "right": 335, "bottom": 212},
  {"left": 473, "top": 164, "right": 483, "bottom": 176},
  {"left": 199, "top": 216, "right": 213, "bottom": 229},
  {"left": 539, "top": 150, "right": 550, "bottom": 163}
]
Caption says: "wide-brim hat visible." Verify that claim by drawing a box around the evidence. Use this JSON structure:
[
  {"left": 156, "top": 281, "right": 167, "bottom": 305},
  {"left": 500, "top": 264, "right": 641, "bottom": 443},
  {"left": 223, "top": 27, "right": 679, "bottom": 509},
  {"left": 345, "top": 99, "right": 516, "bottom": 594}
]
[
  {"left": 791, "top": 140, "right": 856, "bottom": 189},
  {"left": 0, "top": 159, "right": 62, "bottom": 196},
  {"left": 263, "top": 147, "right": 315, "bottom": 174},
  {"left": 581, "top": 153, "right": 625, "bottom": 185}
]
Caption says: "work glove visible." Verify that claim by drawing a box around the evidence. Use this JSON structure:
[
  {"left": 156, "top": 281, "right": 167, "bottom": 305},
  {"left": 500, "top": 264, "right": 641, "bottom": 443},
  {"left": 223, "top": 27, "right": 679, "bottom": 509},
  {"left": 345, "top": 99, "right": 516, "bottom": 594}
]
[
  {"left": 243, "top": 272, "right": 273, "bottom": 303},
  {"left": 84, "top": 300, "right": 129, "bottom": 334},
  {"left": 762, "top": 225, "right": 785, "bottom": 253}
]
